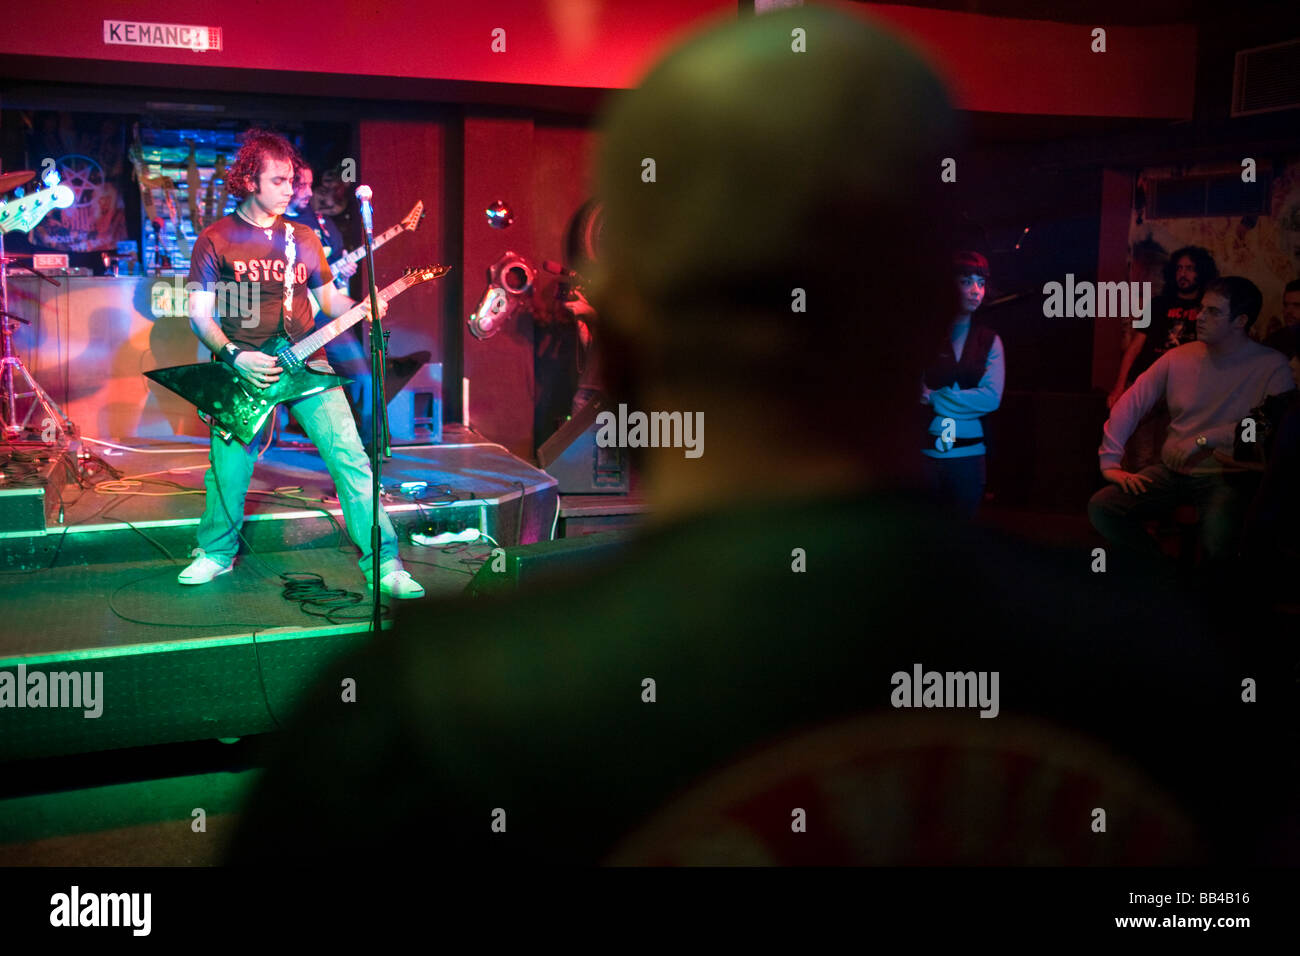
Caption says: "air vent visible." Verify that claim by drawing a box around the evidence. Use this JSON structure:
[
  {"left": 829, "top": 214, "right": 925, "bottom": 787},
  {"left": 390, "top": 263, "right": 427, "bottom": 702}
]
[
  {"left": 1147, "top": 172, "right": 1273, "bottom": 219},
  {"left": 1232, "top": 38, "right": 1300, "bottom": 117}
]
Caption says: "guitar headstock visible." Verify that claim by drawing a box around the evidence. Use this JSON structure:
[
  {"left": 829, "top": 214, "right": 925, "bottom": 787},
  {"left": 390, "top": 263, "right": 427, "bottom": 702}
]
[
  {"left": 0, "top": 176, "right": 75, "bottom": 235},
  {"left": 402, "top": 264, "right": 453, "bottom": 286},
  {"left": 402, "top": 200, "right": 425, "bottom": 232}
]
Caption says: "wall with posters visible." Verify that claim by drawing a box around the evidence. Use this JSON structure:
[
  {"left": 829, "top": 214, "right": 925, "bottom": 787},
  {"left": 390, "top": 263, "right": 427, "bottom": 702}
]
[{"left": 19, "top": 112, "right": 129, "bottom": 254}]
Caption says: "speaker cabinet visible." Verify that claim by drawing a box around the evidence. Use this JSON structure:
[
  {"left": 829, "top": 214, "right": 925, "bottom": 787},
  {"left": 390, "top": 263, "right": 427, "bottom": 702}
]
[
  {"left": 466, "top": 530, "right": 628, "bottom": 596},
  {"left": 537, "top": 392, "right": 628, "bottom": 493},
  {"left": 389, "top": 362, "right": 442, "bottom": 445}
]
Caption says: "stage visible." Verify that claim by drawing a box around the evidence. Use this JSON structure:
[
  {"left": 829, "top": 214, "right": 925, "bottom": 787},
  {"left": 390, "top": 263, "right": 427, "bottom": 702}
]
[{"left": 0, "top": 425, "right": 564, "bottom": 761}]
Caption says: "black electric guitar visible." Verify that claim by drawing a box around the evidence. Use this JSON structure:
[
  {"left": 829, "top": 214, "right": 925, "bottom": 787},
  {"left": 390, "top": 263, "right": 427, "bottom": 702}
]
[
  {"left": 328, "top": 200, "right": 424, "bottom": 289},
  {"left": 146, "top": 264, "right": 451, "bottom": 445}
]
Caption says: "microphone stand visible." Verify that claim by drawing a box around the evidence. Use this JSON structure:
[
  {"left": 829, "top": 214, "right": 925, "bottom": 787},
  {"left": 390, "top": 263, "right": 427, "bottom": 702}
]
[{"left": 358, "top": 189, "right": 391, "bottom": 635}]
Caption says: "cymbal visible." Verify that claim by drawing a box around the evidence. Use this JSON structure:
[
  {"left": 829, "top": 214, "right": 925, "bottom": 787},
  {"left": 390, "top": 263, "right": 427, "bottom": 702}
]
[{"left": 0, "top": 170, "right": 36, "bottom": 193}]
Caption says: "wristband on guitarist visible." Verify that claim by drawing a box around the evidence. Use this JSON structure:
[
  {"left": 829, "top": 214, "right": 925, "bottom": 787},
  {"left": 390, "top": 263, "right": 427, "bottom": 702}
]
[{"left": 217, "top": 342, "right": 245, "bottom": 367}]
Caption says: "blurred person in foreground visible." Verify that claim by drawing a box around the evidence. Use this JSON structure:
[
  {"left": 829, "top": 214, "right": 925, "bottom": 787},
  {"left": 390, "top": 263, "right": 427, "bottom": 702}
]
[{"left": 227, "top": 6, "right": 1286, "bottom": 866}]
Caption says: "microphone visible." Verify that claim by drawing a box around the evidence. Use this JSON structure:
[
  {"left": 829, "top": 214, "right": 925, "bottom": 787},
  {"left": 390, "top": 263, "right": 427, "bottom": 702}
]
[
  {"left": 542, "top": 260, "right": 584, "bottom": 281},
  {"left": 355, "top": 185, "right": 373, "bottom": 239}
]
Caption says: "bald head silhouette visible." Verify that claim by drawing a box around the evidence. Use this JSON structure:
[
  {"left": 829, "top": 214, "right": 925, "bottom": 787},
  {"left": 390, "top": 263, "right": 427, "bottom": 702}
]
[{"left": 591, "top": 7, "right": 959, "bottom": 509}]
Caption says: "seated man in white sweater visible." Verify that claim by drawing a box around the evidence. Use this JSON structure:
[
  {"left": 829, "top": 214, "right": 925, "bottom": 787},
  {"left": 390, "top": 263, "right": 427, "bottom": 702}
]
[{"left": 1089, "top": 276, "right": 1295, "bottom": 566}]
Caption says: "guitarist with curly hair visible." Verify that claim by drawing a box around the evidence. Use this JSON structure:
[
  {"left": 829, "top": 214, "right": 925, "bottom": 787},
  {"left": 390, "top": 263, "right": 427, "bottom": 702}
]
[{"left": 176, "top": 128, "right": 425, "bottom": 599}]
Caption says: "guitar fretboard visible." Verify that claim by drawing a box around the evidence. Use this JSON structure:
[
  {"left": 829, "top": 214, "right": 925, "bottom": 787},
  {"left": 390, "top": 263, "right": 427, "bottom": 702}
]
[
  {"left": 331, "top": 223, "right": 404, "bottom": 278},
  {"left": 291, "top": 275, "right": 411, "bottom": 360}
]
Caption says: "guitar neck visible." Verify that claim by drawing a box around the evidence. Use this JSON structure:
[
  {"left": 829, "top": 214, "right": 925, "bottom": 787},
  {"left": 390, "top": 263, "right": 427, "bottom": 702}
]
[
  {"left": 291, "top": 274, "right": 410, "bottom": 360},
  {"left": 331, "top": 223, "right": 403, "bottom": 277}
]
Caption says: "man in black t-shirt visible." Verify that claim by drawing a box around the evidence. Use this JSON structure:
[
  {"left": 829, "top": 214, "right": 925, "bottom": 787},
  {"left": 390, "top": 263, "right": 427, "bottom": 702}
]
[
  {"left": 187, "top": 196, "right": 331, "bottom": 366},
  {"left": 1132, "top": 294, "right": 1200, "bottom": 378},
  {"left": 284, "top": 162, "right": 375, "bottom": 442},
  {"left": 178, "top": 129, "right": 424, "bottom": 599},
  {"left": 1109, "top": 245, "right": 1218, "bottom": 405},
  {"left": 1109, "top": 246, "right": 1217, "bottom": 471},
  {"left": 286, "top": 163, "right": 349, "bottom": 274}
]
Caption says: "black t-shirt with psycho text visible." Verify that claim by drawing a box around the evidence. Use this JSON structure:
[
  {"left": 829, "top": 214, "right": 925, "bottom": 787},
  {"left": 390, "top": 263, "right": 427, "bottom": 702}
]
[
  {"left": 188, "top": 213, "right": 330, "bottom": 364},
  {"left": 1129, "top": 293, "right": 1201, "bottom": 384}
]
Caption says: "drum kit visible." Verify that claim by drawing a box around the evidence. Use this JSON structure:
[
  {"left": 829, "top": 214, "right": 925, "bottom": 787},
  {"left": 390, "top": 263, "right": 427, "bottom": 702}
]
[{"left": 0, "top": 166, "right": 77, "bottom": 445}]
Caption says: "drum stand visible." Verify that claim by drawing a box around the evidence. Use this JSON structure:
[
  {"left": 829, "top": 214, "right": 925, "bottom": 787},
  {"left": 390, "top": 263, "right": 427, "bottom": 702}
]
[{"left": 0, "top": 239, "right": 76, "bottom": 444}]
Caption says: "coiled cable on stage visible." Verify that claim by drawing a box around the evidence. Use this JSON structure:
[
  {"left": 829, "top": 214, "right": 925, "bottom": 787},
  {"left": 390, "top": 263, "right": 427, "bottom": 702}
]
[{"left": 279, "top": 571, "right": 384, "bottom": 624}]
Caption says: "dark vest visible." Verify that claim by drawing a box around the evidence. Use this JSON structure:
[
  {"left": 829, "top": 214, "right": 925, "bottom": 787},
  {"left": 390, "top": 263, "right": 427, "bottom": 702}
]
[
  {"left": 925, "top": 323, "right": 996, "bottom": 391},
  {"left": 923, "top": 324, "right": 997, "bottom": 448}
]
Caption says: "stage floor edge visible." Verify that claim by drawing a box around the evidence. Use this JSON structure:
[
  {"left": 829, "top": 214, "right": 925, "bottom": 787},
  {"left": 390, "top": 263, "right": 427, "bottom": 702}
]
[{"left": 0, "top": 435, "right": 560, "bottom": 762}]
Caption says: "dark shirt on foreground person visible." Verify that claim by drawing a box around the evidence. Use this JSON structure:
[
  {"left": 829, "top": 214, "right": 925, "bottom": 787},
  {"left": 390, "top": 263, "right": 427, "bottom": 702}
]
[{"left": 225, "top": 490, "right": 1286, "bottom": 866}]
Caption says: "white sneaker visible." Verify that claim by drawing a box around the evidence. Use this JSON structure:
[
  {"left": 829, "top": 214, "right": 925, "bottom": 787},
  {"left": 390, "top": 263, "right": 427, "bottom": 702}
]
[
  {"left": 179, "top": 553, "right": 232, "bottom": 585},
  {"left": 366, "top": 568, "right": 425, "bottom": 599}
]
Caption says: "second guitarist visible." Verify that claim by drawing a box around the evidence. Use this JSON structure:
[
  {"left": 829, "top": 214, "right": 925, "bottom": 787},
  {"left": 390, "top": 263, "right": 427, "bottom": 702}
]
[
  {"left": 286, "top": 162, "right": 355, "bottom": 282},
  {"left": 179, "top": 128, "right": 425, "bottom": 599},
  {"left": 286, "top": 161, "right": 370, "bottom": 442}
]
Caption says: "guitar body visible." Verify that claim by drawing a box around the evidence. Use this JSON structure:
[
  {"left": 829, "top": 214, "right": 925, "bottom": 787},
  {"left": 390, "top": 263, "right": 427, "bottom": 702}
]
[
  {"left": 145, "top": 264, "right": 450, "bottom": 445},
  {"left": 145, "top": 335, "right": 348, "bottom": 445}
]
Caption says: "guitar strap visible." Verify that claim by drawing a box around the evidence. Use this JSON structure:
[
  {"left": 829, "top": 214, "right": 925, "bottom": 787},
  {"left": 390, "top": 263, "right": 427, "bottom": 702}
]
[
  {"left": 281, "top": 219, "right": 297, "bottom": 338},
  {"left": 313, "top": 211, "right": 334, "bottom": 258}
]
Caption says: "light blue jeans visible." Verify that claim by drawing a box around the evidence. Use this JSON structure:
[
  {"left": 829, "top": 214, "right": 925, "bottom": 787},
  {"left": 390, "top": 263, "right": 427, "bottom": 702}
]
[
  {"left": 194, "top": 385, "right": 402, "bottom": 579},
  {"left": 321, "top": 323, "right": 375, "bottom": 448}
]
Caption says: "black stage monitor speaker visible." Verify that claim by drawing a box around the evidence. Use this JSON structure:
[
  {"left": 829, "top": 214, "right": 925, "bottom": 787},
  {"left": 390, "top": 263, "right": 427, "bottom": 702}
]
[
  {"left": 467, "top": 530, "right": 629, "bottom": 596},
  {"left": 537, "top": 392, "right": 629, "bottom": 493},
  {"left": 0, "top": 451, "right": 69, "bottom": 535}
]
